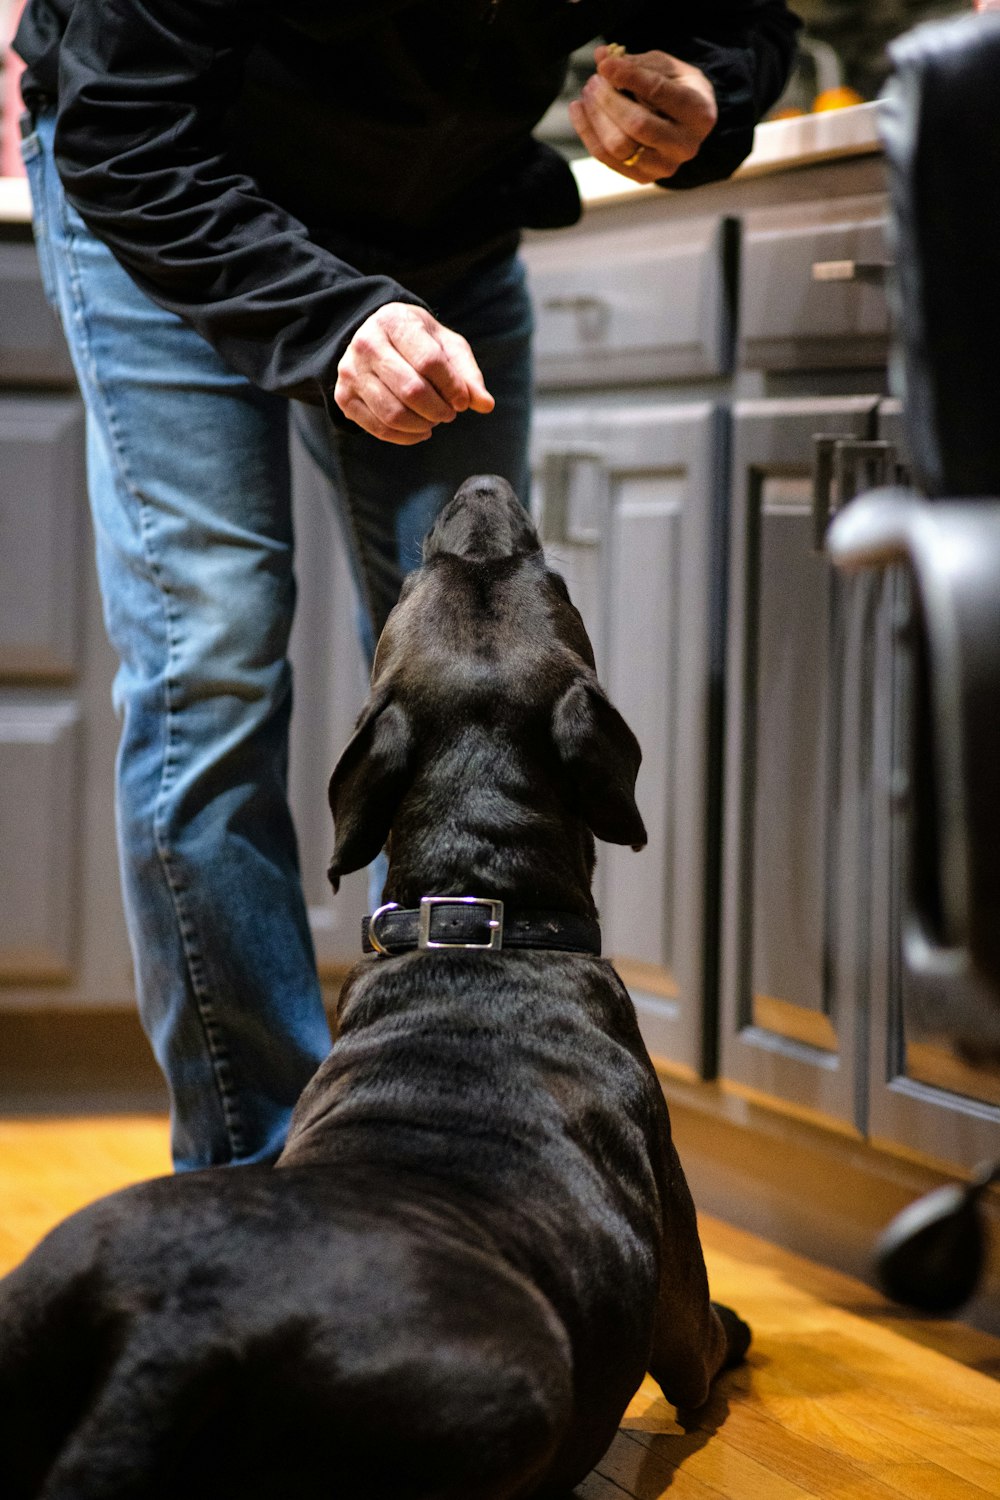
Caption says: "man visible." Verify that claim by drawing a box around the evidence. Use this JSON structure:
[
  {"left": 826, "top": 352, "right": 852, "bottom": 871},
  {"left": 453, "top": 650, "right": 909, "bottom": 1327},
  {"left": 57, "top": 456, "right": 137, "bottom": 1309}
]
[{"left": 14, "top": 1, "right": 800, "bottom": 1172}]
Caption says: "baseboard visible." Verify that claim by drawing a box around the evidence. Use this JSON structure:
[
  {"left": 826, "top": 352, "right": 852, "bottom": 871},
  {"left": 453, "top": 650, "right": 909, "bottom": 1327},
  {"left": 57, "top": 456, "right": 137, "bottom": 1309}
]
[{"left": 0, "top": 1008, "right": 168, "bottom": 1115}]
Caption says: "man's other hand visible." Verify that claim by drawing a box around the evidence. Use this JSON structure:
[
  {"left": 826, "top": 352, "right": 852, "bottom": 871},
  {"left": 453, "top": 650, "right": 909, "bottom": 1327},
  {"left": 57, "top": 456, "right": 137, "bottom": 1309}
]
[{"left": 569, "top": 46, "right": 718, "bottom": 184}]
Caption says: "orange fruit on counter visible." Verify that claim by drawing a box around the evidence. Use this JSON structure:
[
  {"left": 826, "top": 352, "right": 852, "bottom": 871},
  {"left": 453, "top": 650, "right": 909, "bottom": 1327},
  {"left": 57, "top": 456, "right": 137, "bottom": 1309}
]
[{"left": 812, "top": 86, "right": 865, "bottom": 112}]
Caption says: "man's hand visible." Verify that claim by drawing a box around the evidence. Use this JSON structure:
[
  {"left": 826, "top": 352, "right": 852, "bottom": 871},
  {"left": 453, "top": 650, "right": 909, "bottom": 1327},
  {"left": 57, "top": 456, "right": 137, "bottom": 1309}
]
[
  {"left": 568, "top": 46, "right": 718, "bottom": 184},
  {"left": 335, "top": 303, "right": 495, "bottom": 444}
]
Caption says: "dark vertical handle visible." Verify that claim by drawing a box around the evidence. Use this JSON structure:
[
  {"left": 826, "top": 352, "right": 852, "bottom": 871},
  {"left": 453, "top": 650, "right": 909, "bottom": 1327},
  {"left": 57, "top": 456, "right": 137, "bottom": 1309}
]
[
  {"left": 812, "top": 436, "right": 899, "bottom": 550},
  {"left": 827, "top": 493, "right": 1000, "bottom": 1056}
]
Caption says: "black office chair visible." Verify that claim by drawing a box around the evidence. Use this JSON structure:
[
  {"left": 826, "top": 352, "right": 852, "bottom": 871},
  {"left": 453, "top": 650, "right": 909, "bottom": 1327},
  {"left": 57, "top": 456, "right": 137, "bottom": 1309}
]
[{"left": 823, "top": 12, "right": 1000, "bottom": 1314}]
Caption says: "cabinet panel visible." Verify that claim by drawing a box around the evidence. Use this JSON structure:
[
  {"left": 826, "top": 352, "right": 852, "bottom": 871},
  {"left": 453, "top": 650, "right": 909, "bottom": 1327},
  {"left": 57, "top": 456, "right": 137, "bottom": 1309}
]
[
  {"left": 532, "top": 403, "right": 726, "bottom": 1077},
  {"left": 0, "top": 703, "right": 81, "bottom": 979},
  {"left": 527, "top": 216, "right": 736, "bottom": 388},
  {"left": 0, "top": 397, "right": 86, "bottom": 679},
  {"left": 602, "top": 476, "right": 682, "bottom": 979},
  {"left": 719, "top": 397, "right": 881, "bottom": 1127},
  {"left": 0, "top": 239, "right": 76, "bottom": 388},
  {"left": 739, "top": 197, "right": 889, "bottom": 371},
  {"left": 750, "top": 484, "right": 832, "bottom": 1040}
]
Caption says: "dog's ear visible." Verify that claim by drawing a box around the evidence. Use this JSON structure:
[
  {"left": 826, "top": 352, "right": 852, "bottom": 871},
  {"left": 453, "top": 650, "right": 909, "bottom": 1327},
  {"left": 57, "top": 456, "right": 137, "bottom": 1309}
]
[
  {"left": 327, "top": 686, "right": 414, "bottom": 890},
  {"left": 552, "top": 678, "right": 647, "bottom": 850}
]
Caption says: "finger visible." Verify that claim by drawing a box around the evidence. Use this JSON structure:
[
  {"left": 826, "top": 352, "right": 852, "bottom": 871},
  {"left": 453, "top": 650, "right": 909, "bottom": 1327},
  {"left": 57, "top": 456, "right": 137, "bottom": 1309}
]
[
  {"left": 382, "top": 311, "right": 474, "bottom": 413},
  {"left": 336, "top": 341, "right": 439, "bottom": 435},
  {"left": 375, "top": 342, "right": 459, "bottom": 425},
  {"left": 436, "top": 326, "right": 495, "bottom": 414},
  {"left": 568, "top": 97, "right": 656, "bottom": 181},
  {"left": 574, "top": 85, "right": 640, "bottom": 168},
  {"left": 571, "top": 94, "right": 666, "bottom": 182},
  {"left": 584, "top": 74, "right": 699, "bottom": 167},
  {"left": 334, "top": 379, "right": 434, "bottom": 445},
  {"left": 569, "top": 97, "right": 622, "bottom": 175},
  {"left": 597, "top": 54, "right": 717, "bottom": 137},
  {"left": 584, "top": 74, "right": 663, "bottom": 154},
  {"left": 334, "top": 360, "right": 436, "bottom": 440}
]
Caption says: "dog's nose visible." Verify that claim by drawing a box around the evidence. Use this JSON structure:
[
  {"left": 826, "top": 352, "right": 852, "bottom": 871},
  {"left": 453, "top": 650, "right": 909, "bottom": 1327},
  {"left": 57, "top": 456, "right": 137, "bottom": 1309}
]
[
  {"left": 424, "top": 475, "right": 540, "bottom": 562},
  {"left": 452, "top": 474, "right": 513, "bottom": 506}
]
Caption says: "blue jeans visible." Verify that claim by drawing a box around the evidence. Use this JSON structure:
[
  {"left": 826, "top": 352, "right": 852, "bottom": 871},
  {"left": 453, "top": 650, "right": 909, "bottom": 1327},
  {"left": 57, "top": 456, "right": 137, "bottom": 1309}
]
[{"left": 22, "top": 111, "right": 533, "bottom": 1170}]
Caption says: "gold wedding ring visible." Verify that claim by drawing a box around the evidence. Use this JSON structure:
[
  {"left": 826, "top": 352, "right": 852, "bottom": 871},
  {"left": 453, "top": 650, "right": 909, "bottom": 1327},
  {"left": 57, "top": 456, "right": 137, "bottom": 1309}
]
[{"left": 622, "top": 144, "right": 645, "bottom": 168}]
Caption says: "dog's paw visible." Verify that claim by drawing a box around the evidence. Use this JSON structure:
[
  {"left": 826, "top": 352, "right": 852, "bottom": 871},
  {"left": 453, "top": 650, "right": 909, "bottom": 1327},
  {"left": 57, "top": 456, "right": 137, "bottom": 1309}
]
[{"left": 712, "top": 1301, "right": 752, "bottom": 1368}]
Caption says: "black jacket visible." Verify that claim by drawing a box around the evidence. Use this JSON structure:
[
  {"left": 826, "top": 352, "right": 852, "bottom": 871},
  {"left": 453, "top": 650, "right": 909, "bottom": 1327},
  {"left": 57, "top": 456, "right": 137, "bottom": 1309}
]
[{"left": 15, "top": 1, "right": 800, "bottom": 411}]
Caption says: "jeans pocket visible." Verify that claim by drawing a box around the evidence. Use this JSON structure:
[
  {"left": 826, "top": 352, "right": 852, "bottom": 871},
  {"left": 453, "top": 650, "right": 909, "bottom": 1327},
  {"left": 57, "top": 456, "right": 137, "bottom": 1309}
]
[{"left": 19, "top": 131, "right": 60, "bottom": 313}]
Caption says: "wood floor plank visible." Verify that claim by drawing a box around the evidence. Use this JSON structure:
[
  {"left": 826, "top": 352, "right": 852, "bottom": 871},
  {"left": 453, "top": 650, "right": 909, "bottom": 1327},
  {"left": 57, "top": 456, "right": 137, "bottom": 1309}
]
[
  {"left": 625, "top": 1398, "right": 913, "bottom": 1500},
  {"left": 869, "top": 1462, "right": 999, "bottom": 1500},
  {"left": 713, "top": 1342, "right": 996, "bottom": 1473},
  {"left": 0, "top": 1115, "right": 171, "bottom": 1274},
  {"left": 601, "top": 1421, "right": 820, "bottom": 1500},
  {"left": 596, "top": 1429, "right": 734, "bottom": 1500},
  {"left": 700, "top": 1215, "right": 1000, "bottom": 1376},
  {"left": 575, "top": 1470, "right": 633, "bottom": 1500},
  {"left": 741, "top": 1324, "right": 1000, "bottom": 1448}
]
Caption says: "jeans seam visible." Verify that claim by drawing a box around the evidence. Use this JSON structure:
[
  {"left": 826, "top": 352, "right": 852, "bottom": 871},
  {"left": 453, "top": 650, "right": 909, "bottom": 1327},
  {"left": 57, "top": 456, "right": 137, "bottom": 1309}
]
[
  {"left": 21, "top": 142, "right": 59, "bottom": 310},
  {"left": 56, "top": 195, "right": 248, "bottom": 1160}
]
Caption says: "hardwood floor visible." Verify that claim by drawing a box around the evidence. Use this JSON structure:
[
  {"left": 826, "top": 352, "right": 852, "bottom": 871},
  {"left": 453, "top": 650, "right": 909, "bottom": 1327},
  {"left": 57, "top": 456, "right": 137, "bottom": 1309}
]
[{"left": 1, "top": 1115, "right": 998, "bottom": 1498}]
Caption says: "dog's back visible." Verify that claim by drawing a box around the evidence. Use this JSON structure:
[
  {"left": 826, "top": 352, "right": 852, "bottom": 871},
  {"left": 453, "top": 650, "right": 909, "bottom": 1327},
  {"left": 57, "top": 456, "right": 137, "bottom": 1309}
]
[{"left": 280, "top": 945, "right": 671, "bottom": 1491}]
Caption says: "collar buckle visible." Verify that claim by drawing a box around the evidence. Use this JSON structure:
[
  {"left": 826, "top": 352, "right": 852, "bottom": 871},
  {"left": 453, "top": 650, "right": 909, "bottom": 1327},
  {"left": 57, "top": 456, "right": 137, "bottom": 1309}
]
[{"left": 417, "top": 895, "right": 505, "bottom": 950}]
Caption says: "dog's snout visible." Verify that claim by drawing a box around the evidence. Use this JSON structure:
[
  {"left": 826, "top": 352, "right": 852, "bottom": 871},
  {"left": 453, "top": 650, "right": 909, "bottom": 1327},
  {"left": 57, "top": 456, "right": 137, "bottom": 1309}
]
[
  {"left": 453, "top": 474, "right": 512, "bottom": 506},
  {"left": 423, "top": 474, "right": 541, "bottom": 563}
]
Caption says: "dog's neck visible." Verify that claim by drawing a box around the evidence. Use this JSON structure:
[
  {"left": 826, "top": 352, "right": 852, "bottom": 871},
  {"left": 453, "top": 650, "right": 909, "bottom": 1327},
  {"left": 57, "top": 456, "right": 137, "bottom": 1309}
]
[{"left": 379, "top": 730, "right": 598, "bottom": 918}]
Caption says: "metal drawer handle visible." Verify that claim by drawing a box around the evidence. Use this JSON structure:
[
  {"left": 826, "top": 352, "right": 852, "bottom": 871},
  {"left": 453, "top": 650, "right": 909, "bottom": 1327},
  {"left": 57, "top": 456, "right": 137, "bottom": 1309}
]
[
  {"left": 541, "top": 294, "right": 610, "bottom": 342},
  {"left": 538, "top": 451, "right": 605, "bottom": 547},
  {"left": 812, "top": 259, "right": 891, "bottom": 285},
  {"left": 812, "top": 436, "right": 901, "bottom": 550},
  {"left": 541, "top": 294, "right": 609, "bottom": 311}
]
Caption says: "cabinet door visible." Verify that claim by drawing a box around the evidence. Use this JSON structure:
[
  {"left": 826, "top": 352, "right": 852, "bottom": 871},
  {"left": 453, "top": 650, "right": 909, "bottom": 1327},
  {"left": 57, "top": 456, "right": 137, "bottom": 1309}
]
[
  {"left": 865, "top": 404, "right": 1000, "bottom": 1173},
  {"left": 719, "top": 397, "right": 881, "bottom": 1129},
  {"left": 532, "top": 402, "right": 726, "bottom": 1079}
]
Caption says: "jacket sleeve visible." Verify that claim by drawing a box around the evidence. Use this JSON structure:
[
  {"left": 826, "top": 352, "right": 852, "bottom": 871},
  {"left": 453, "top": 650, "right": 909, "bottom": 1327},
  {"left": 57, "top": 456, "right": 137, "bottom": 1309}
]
[
  {"left": 53, "top": 0, "right": 428, "bottom": 409},
  {"left": 615, "top": 0, "right": 802, "bottom": 189}
]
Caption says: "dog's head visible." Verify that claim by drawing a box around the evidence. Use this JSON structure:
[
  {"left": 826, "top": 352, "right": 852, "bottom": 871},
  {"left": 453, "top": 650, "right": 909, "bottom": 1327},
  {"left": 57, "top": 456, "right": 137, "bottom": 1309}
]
[{"left": 327, "top": 475, "right": 646, "bottom": 910}]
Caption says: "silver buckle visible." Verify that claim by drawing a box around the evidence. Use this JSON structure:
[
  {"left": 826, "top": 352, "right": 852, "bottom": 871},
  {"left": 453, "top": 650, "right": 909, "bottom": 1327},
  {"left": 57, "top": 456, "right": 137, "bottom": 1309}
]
[
  {"left": 367, "top": 902, "right": 401, "bottom": 956},
  {"left": 418, "top": 896, "right": 504, "bottom": 951}
]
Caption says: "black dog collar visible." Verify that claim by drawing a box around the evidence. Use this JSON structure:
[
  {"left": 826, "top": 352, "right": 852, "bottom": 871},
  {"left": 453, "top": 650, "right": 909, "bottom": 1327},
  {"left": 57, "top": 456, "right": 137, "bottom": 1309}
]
[{"left": 363, "top": 896, "right": 602, "bottom": 957}]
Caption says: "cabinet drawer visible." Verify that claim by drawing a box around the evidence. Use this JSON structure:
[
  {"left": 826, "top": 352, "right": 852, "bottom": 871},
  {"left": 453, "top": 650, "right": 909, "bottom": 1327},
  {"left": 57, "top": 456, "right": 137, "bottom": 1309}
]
[
  {"left": 739, "top": 196, "right": 890, "bottom": 370},
  {"left": 0, "top": 238, "right": 76, "bottom": 387},
  {"left": 526, "top": 216, "right": 736, "bottom": 388}
]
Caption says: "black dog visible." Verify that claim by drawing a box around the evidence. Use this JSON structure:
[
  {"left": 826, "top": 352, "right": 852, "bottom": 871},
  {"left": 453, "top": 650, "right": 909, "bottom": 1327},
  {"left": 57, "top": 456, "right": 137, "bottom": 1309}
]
[{"left": 0, "top": 476, "right": 748, "bottom": 1500}]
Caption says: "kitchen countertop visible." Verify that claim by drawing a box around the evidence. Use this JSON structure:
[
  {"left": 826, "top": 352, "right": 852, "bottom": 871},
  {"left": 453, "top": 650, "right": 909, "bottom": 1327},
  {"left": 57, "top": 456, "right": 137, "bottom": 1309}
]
[
  {"left": 572, "top": 100, "right": 882, "bottom": 205},
  {"left": 0, "top": 101, "right": 882, "bottom": 227},
  {"left": 0, "top": 173, "right": 30, "bottom": 222}
]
